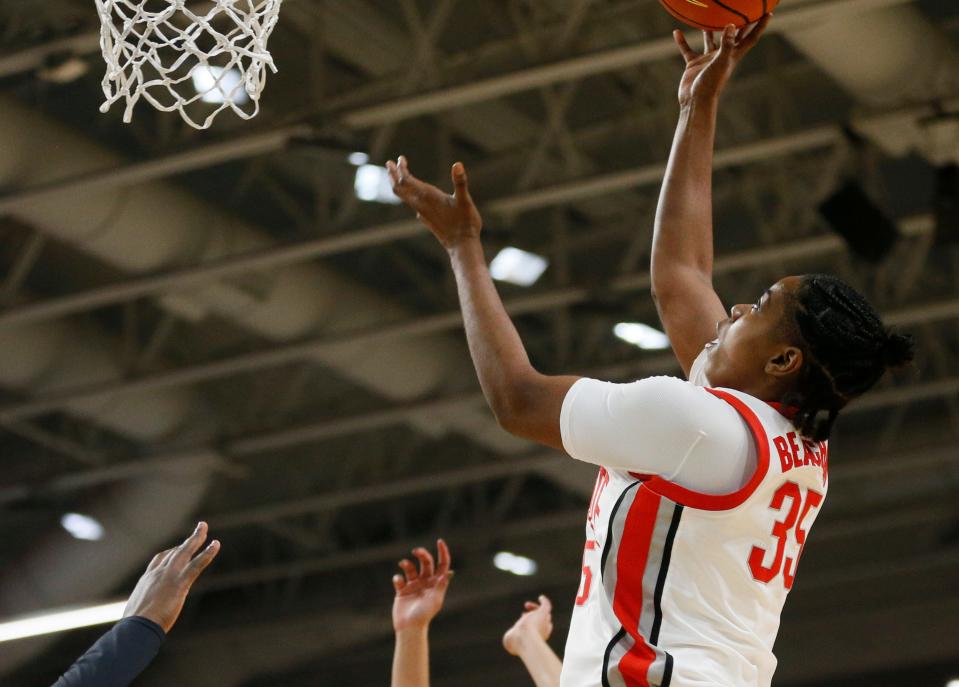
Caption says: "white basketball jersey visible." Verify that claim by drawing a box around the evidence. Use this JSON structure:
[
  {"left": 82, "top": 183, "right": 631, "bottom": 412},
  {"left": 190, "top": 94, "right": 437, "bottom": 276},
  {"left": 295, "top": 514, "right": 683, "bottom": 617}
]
[{"left": 560, "top": 381, "right": 829, "bottom": 687}]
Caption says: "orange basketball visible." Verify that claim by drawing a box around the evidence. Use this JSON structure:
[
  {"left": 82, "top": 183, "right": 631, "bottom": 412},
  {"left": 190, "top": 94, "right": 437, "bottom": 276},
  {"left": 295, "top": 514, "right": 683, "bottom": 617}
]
[{"left": 659, "top": 0, "right": 779, "bottom": 30}]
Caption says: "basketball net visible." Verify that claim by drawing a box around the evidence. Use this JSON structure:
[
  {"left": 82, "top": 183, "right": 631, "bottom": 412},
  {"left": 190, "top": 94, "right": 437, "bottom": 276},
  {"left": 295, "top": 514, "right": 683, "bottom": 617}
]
[{"left": 95, "top": 0, "right": 283, "bottom": 130}]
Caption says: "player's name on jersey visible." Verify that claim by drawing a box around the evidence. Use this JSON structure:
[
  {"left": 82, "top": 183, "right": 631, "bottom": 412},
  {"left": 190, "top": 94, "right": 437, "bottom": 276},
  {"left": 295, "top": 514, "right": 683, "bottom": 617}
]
[{"left": 773, "top": 431, "right": 828, "bottom": 485}]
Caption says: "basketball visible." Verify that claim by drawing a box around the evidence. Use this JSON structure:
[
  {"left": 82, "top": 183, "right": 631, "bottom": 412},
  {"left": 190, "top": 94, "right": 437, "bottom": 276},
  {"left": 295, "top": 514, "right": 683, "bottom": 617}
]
[{"left": 659, "top": 0, "right": 779, "bottom": 30}]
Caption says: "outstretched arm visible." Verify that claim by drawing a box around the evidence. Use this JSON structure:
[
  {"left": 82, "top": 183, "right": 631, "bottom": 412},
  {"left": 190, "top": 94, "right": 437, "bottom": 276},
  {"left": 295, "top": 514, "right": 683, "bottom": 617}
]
[
  {"left": 651, "top": 19, "right": 770, "bottom": 376},
  {"left": 53, "top": 522, "right": 220, "bottom": 687},
  {"left": 388, "top": 159, "right": 578, "bottom": 450},
  {"left": 391, "top": 540, "right": 453, "bottom": 687},
  {"left": 503, "top": 596, "right": 562, "bottom": 687}
]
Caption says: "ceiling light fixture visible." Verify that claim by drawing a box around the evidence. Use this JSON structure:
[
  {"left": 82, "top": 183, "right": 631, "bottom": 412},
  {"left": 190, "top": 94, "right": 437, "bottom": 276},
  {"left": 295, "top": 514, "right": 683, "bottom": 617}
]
[
  {"left": 0, "top": 601, "right": 126, "bottom": 643},
  {"left": 493, "top": 551, "right": 538, "bottom": 576},
  {"left": 489, "top": 247, "right": 548, "bottom": 287},
  {"left": 60, "top": 512, "right": 105, "bottom": 542},
  {"left": 347, "top": 151, "right": 370, "bottom": 166},
  {"left": 613, "top": 322, "right": 671, "bottom": 350},
  {"left": 353, "top": 164, "right": 402, "bottom": 204},
  {"left": 191, "top": 65, "right": 249, "bottom": 105}
]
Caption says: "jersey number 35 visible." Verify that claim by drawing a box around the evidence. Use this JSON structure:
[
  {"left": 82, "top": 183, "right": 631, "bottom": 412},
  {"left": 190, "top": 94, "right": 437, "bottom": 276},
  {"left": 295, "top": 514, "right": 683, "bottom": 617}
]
[{"left": 750, "top": 481, "right": 823, "bottom": 589}]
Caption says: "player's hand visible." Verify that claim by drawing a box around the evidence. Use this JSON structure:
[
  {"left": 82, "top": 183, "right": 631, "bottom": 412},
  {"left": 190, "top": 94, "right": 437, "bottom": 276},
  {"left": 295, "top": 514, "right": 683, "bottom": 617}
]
[
  {"left": 392, "top": 539, "right": 453, "bottom": 632},
  {"left": 673, "top": 15, "right": 770, "bottom": 107},
  {"left": 387, "top": 157, "right": 483, "bottom": 251},
  {"left": 502, "top": 595, "right": 554, "bottom": 656},
  {"left": 122, "top": 521, "right": 220, "bottom": 633}
]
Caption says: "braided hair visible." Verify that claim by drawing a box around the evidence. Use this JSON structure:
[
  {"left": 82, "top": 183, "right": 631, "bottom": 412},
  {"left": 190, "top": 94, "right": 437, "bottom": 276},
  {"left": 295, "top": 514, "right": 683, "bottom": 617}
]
[{"left": 781, "top": 274, "right": 915, "bottom": 442}]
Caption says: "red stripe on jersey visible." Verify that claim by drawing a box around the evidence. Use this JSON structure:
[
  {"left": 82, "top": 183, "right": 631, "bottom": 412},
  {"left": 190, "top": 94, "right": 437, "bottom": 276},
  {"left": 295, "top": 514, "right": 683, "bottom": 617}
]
[
  {"left": 627, "top": 472, "right": 655, "bottom": 482},
  {"left": 612, "top": 489, "right": 662, "bottom": 686},
  {"left": 767, "top": 401, "right": 799, "bottom": 420},
  {"left": 643, "top": 388, "right": 770, "bottom": 511}
]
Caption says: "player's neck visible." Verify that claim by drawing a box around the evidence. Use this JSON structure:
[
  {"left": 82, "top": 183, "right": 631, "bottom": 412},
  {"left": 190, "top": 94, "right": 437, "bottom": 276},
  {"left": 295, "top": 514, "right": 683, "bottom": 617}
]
[{"left": 732, "top": 375, "right": 795, "bottom": 404}]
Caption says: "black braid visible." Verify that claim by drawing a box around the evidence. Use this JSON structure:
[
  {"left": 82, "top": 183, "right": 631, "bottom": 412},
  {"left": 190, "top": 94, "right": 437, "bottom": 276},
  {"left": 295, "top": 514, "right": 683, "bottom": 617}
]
[{"left": 781, "top": 274, "right": 914, "bottom": 442}]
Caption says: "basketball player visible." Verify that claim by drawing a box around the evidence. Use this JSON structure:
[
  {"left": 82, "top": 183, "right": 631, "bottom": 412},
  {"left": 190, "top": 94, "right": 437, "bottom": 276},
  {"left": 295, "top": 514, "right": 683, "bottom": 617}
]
[{"left": 387, "top": 15, "right": 913, "bottom": 687}]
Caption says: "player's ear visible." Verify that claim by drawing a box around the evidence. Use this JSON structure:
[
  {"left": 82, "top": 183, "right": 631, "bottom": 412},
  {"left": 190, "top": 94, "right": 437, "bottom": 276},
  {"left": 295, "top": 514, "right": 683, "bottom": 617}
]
[{"left": 765, "top": 346, "right": 803, "bottom": 379}]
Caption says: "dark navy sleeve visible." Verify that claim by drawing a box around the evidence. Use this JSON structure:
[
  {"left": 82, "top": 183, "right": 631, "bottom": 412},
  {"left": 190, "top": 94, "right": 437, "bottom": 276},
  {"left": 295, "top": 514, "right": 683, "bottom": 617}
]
[{"left": 51, "top": 616, "right": 165, "bottom": 687}]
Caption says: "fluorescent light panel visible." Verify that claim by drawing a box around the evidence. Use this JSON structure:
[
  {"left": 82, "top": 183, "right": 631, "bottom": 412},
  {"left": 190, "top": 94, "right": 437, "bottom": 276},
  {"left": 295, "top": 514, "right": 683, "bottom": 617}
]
[
  {"left": 348, "top": 151, "right": 370, "bottom": 166},
  {"left": 60, "top": 512, "right": 105, "bottom": 541},
  {"left": 191, "top": 65, "right": 249, "bottom": 105},
  {"left": 613, "top": 322, "right": 671, "bottom": 350},
  {"left": 354, "top": 164, "right": 402, "bottom": 204},
  {"left": 493, "top": 551, "right": 538, "bottom": 576},
  {"left": 489, "top": 247, "right": 548, "bottom": 286},
  {"left": 0, "top": 601, "right": 126, "bottom": 643}
]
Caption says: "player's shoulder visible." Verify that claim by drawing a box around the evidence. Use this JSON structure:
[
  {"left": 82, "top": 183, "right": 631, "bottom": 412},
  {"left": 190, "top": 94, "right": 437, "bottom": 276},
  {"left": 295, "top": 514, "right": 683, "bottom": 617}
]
[
  {"left": 570, "top": 375, "right": 748, "bottom": 440},
  {"left": 703, "top": 387, "right": 811, "bottom": 464},
  {"left": 632, "top": 377, "right": 751, "bottom": 441},
  {"left": 637, "top": 374, "right": 741, "bottom": 409}
]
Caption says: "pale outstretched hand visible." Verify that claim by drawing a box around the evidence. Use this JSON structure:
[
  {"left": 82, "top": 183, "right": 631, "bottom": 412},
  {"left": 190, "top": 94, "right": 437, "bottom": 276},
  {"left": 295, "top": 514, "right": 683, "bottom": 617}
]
[
  {"left": 673, "top": 14, "right": 770, "bottom": 107},
  {"left": 392, "top": 539, "right": 453, "bottom": 633},
  {"left": 122, "top": 521, "right": 220, "bottom": 633},
  {"left": 503, "top": 595, "right": 555, "bottom": 656},
  {"left": 387, "top": 157, "right": 483, "bottom": 251}
]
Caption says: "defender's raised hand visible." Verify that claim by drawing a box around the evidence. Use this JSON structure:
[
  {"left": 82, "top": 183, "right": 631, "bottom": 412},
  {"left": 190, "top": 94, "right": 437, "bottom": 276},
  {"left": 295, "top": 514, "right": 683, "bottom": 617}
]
[
  {"left": 387, "top": 157, "right": 482, "bottom": 251},
  {"left": 673, "top": 15, "right": 770, "bottom": 107},
  {"left": 392, "top": 539, "right": 453, "bottom": 633},
  {"left": 122, "top": 521, "right": 220, "bottom": 633},
  {"left": 502, "top": 595, "right": 563, "bottom": 687},
  {"left": 503, "top": 595, "right": 555, "bottom": 656}
]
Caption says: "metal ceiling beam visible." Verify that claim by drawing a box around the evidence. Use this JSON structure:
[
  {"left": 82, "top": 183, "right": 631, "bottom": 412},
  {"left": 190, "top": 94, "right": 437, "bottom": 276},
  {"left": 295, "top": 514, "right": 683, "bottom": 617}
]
[
  {"left": 0, "top": 33, "right": 99, "bottom": 80},
  {"left": 851, "top": 376, "right": 959, "bottom": 412},
  {"left": 0, "top": 31, "right": 812, "bottom": 234},
  {"left": 338, "top": 0, "right": 912, "bottom": 128},
  {"left": 0, "top": 3, "right": 221, "bottom": 80},
  {"left": 5, "top": 82, "right": 953, "bottom": 332},
  {"left": 208, "top": 442, "right": 959, "bottom": 532},
  {"left": 0, "top": 123, "right": 848, "bottom": 330},
  {"left": 5, "top": 360, "right": 955, "bottom": 510},
  {"left": 0, "top": 222, "right": 941, "bottom": 425},
  {"left": 0, "top": 0, "right": 901, "bottom": 105},
  {"left": 199, "top": 509, "right": 586, "bottom": 592},
  {"left": 493, "top": 126, "right": 841, "bottom": 215},
  {"left": 0, "top": 449, "right": 232, "bottom": 506},
  {"left": 199, "top": 482, "right": 957, "bottom": 592},
  {"left": 0, "top": 357, "right": 670, "bottom": 506},
  {"left": 211, "top": 453, "right": 558, "bottom": 529},
  {"left": 0, "top": 125, "right": 313, "bottom": 216},
  {"left": 211, "top": 514, "right": 956, "bottom": 599}
]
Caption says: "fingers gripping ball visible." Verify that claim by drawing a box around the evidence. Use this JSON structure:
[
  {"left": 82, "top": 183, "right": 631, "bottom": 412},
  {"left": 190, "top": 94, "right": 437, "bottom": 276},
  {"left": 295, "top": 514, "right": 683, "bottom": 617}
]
[{"left": 660, "top": 0, "right": 779, "bottom": 30}]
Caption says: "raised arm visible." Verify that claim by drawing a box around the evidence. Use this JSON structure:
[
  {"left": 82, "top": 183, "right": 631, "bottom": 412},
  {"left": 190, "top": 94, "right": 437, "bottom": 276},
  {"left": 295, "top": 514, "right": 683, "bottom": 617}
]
[
  {"left": 387, "top": 159, "right": 578, "bottom": 450},
  {"left": 53, "top": 522, "right": 220, "bottom": 687},
  {"left": 502, "top": 596, "right": 563, "bottom": 687},
  {"left": 391, "top": 540, "right": 453, "bottom": 687},
  {"left": 651, "top": 19, "right": 770, "bottom": 376}
]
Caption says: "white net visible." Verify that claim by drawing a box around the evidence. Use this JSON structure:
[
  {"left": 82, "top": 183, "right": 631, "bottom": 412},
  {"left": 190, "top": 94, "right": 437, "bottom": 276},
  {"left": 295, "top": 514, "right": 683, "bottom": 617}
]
[{"left": 95, "top": 0, "right": 284, "bottom": 130}]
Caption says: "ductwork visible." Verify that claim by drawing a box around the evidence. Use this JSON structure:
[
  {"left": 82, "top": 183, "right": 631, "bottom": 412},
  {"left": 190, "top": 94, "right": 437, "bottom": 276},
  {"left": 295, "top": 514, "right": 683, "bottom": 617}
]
[
  {"left": 0, "top": 318, "right": 213, "bottom": 673},
  {"left": 0, "top": 95, "right": 524, "bottom": 454},
  {"left": 0, "top": 319, "right": 194, "bottom": 439},
  {"left": 784, "top": 4, "right": 958, "bottom": 108},
  {"left": 783, "top": 4, "right": 959, "bottom": 162}
]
